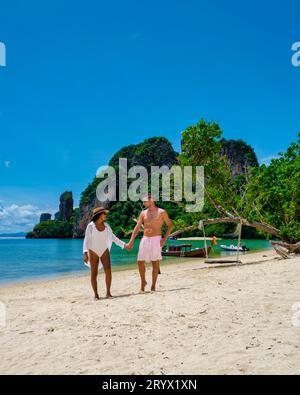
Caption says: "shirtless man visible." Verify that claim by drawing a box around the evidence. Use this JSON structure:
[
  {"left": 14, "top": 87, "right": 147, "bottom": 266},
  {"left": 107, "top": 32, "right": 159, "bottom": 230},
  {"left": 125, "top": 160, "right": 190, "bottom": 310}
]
[{"left": 128, "top": 196, "right": 173, "bottom": 292}]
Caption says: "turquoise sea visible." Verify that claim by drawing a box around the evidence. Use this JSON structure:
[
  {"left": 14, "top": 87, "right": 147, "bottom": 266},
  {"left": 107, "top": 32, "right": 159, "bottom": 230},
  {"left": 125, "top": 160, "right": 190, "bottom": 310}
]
[{"left": 0, "top": 238, "right": 272, "bottom": 284}]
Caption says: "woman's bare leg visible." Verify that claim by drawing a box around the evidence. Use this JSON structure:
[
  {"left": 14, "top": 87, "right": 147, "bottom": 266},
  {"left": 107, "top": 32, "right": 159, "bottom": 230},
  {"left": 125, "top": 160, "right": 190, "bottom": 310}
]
[
  {"left": 89, "top": 250, "right": 100, "bottom": 299},
  {"left": 138, "top": 260, "right": 147, "bottom": 292},
  {"left": 100, "top": 249, "right": 112, "bottom": 298}
]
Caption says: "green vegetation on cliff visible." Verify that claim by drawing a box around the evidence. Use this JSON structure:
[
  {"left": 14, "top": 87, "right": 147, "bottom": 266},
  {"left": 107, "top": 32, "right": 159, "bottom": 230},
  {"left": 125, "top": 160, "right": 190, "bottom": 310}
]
[
  {"left": 26, "top": 220, "right": 74, "bottom": 239},
  {"left": 80, "top": 136, "right": 178, "bottom": 207},
  {"left": 245, "top": 134, "right": 300, "bottom": 243},
  {"left": 77, "top": 120, "right": 261, "bottom": 239}
]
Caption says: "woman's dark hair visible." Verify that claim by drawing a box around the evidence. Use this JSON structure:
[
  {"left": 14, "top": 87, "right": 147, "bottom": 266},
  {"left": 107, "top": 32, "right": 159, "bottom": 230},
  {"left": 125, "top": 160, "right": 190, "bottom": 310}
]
[{"left": 92, "top": 213, "right": 102, "bottom": 223}]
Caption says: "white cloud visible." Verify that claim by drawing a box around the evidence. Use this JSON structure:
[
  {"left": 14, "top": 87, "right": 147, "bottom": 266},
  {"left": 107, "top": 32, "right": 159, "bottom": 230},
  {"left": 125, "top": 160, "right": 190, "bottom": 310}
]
[
  {"left": 0, "top": 204, "right": 56, "bottom": 233},
  {"left": 259, "top": 155, "right": 280, "bottom": 166},
  {"left": 4, "top": 160, "right": 11, "bottom": 168}
]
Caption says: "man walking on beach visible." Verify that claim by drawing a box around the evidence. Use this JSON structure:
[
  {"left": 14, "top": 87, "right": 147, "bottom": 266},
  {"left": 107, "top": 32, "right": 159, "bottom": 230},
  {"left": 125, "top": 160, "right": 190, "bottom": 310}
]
[{"left": 128, "top": 196, "right": 173, "bottom": 292}]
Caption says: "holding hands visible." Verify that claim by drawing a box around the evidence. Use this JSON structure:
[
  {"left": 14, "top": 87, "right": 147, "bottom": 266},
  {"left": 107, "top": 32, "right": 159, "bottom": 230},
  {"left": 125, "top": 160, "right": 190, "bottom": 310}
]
[{"left": 124, "top": 240, "right": 134, "bottom": 251}]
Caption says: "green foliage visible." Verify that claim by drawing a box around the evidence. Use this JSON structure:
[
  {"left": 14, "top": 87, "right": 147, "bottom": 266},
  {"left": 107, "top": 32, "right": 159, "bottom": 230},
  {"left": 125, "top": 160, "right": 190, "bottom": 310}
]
[
  {"left": 179, "top": 119, "right": 239, "bottom": 215},
  {"left": 79, "top": 136, "right": 181, "bottom": 237},
  {"left": 26, "top": 220, "right": 74, "bottom": 239},
  {"left": 70, "top": 208, "right": 80, "bottom": 226},
  {"left": 80, "top": 136, "right": 178, "bottom": 207},
  {"left": 180, "top": 119, "right": 222, "bottom": 168},
  {"left": 110, "top": 137, "right": 178, "bottom": 170},
  {"left": 245, "top": 133, "right": 300, "bottom": 242},
  {"left": 85, "top": 119, "right": 278, "bottom": 240},
  {"left": 204, "top": 223, "right": 228, "bottom": 237},
  {"left": 61, "top": 191, "right": 73, "bottom": 201},
  {"left": 80, "top": 177, "right": 99, "bottom": 206}
]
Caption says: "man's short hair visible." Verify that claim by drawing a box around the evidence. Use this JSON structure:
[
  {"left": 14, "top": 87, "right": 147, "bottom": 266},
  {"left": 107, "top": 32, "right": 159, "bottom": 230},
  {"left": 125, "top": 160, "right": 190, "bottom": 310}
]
[{"left": 142, "top": 194, "right": 155, "bottom": 202}]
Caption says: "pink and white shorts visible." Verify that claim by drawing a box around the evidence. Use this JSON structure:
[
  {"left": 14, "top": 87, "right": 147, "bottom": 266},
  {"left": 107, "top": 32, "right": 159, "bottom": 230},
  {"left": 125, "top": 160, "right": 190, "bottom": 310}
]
[{"left": 137, "top": 236, "right": 162, "bottom": 263}]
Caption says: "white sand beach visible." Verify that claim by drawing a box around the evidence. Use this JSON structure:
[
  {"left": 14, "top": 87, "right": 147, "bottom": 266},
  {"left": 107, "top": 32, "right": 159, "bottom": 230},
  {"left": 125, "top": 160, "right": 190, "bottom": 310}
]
[{"left": 1, "top": 250, "right": 300, "bottom": 375}]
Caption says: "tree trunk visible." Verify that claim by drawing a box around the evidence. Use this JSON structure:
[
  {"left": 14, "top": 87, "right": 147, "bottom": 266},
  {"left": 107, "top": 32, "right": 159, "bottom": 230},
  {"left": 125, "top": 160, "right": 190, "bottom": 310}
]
[
  {"left": 271, "top": 241, "right": 300, "bottom": 254},
  {"left": 170, "top": 224, "right": 199, "bottom": 237},
  {"left": 170, "top": 217, "right": 281, "bottom": 239}
]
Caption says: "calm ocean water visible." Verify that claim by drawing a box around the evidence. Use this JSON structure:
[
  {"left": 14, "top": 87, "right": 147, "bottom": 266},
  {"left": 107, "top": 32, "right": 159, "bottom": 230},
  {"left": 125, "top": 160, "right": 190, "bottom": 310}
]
[{"left": 0, "top": 238, "right": 272, "bottom": 284}]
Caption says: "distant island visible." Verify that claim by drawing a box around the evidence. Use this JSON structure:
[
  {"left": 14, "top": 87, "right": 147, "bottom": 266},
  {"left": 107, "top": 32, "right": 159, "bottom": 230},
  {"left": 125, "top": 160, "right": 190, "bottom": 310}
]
[
  {"left": 0, "top": 232, "right": 26, "bottom": 238},
  {"left": 26, "top": 191, "right": 75, "bottom": 239}
]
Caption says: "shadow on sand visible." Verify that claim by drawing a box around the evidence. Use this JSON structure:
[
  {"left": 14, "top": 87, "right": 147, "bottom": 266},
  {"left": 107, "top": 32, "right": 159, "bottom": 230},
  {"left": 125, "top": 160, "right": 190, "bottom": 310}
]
[{"left": 102, "top": 287, "right": 189, "bottom": 300}]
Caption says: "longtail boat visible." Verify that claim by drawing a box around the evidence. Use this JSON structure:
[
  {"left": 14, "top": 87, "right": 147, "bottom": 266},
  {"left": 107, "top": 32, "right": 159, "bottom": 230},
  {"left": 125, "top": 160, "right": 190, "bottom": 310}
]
[{"left": 162, "top": 237, "right": 218, "bottom": 258}]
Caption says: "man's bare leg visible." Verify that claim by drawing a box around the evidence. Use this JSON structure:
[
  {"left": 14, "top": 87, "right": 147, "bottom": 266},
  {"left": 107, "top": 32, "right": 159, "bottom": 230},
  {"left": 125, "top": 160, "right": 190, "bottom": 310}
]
[
  {"left": 151, "top": 260, "right": 160, "bottom": 291},
  {"left": 89, "top": 250, "right": 100, "bottom": 300},
  {"left": 100, "top": 249, "right": 112, "bottom": 298},
  {"left": 138, "top": 260, "right": 147, "bottom": 292}
]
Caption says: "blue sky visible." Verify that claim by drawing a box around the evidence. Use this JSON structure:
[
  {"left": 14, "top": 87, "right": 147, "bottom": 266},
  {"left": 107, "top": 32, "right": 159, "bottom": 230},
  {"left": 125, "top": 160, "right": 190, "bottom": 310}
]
[{"left": 0, "top": 0, "right": 300, "bottom": 232}]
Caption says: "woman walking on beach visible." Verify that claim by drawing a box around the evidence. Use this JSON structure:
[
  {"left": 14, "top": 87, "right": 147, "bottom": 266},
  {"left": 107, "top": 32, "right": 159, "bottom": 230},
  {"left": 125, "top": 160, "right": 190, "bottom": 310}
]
[{"left": 83, "top": 207, "right": 131, "bottom": 300}]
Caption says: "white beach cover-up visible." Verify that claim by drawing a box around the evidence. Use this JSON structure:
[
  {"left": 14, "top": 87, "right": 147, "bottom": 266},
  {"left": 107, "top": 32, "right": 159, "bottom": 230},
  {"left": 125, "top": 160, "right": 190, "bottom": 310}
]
[{"left": 83, "top": 222, "right": 125, "bottom": 267}]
